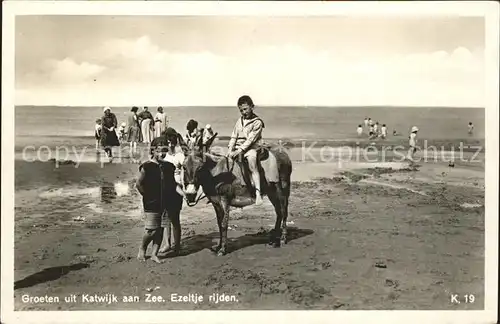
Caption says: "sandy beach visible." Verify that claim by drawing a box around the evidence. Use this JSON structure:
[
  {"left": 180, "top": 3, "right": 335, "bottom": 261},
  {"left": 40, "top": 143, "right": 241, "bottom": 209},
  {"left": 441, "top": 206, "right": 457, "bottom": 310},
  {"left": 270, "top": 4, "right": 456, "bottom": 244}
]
[{"left": 13, "top": 143, "right": 485, "bottom": 310}]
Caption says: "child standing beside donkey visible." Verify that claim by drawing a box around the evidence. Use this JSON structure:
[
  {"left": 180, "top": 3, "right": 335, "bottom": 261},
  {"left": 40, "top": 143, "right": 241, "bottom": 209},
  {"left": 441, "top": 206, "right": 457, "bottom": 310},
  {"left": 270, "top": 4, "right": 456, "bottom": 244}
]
[{"left": 135, "top": 131, "right": 185, "bottom": 263}]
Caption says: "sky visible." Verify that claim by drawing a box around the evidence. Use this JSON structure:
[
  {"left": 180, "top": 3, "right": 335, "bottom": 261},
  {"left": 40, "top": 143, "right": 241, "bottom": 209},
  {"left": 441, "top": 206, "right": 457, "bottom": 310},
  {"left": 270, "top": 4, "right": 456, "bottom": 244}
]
[{"left": 15, "top": 16, "right": 485, "bottom": 107}]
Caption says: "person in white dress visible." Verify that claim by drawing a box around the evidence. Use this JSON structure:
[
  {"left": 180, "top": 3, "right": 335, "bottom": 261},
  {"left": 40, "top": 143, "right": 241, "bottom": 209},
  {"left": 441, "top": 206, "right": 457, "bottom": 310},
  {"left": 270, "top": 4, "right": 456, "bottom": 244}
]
[
  {"left": 407, "top": 126, "right": 419, "bottom": 163},
  {"left": 154, "top": 107, "right": 168, "bottom": 138},
  {"left": 380, "top": 124, "right": 387, "bottom": 139},
  {"left": 468, "top": 122, "right": 474, "bottom": 135},
  {"left": 94, "top": 118, "right": 102, "bottom": 150},
  {"left": 357, "top": 124, "right": 363, "bottom": 137}
]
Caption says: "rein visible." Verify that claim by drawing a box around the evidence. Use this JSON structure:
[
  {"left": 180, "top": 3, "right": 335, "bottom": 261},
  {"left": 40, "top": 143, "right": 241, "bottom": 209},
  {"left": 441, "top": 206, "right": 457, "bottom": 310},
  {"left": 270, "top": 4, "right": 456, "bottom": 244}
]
[{"left": 184, "top": 190, "right": 207, "bottom": 207}]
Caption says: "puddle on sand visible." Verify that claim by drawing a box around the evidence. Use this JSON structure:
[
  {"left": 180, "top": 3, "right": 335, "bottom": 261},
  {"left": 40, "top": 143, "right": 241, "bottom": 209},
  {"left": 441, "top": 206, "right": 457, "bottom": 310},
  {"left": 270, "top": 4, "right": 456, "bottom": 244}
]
[
  {"left": 38, "top": 180, "right": 136, "bottom": 201},
  {"left": 460, "top": 203, "right": 482, "bottom": 209},
  {"left": 39, "top": 187, "right": 100, "bottom": 199}
]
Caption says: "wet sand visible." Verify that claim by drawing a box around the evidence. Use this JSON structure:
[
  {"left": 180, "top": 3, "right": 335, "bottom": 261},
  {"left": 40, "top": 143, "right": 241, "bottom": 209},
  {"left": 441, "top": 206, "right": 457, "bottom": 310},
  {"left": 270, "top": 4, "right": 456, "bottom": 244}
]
[{"left": 13, "top": 146, "right": 485, "bottom": 310}]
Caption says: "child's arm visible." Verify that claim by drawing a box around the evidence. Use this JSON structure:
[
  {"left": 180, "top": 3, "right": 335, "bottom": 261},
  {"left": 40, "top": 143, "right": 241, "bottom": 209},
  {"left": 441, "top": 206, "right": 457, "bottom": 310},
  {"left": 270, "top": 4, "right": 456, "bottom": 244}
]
[
  {"left": 228, "top": 120, "right": 239, "bottom": 152},
  {"left": 135, "top": 166, "right": 146, "bottom": 196},
  {"left": 238, "top": 119, "right": 263, "bottom": 153}
]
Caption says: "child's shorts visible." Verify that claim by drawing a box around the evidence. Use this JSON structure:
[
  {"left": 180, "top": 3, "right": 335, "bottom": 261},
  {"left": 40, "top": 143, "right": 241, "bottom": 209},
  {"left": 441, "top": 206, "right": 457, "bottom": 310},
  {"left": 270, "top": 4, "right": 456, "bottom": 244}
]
[{"left": 143, "top": 210, "right": 169, "bottom": 230}]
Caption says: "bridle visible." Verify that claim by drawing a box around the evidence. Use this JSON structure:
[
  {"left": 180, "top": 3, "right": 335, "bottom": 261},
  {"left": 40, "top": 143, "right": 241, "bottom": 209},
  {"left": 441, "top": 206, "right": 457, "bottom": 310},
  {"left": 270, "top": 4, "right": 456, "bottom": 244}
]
[
  {"left": 184, "top": 188, "right": 206, "bottom": 207},
  {"left": 182, "top": 142, "right": 233, "bottom": 208},
  {"left": 182, "top": 159, "right": 207, "bottom": 207}
]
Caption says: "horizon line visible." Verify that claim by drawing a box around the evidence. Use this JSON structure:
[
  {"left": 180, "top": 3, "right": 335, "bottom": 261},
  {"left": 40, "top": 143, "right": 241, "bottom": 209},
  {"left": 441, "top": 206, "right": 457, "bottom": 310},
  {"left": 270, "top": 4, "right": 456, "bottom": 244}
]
[{"left": 14, "top": 105, "right": 485, "bottom": 109}]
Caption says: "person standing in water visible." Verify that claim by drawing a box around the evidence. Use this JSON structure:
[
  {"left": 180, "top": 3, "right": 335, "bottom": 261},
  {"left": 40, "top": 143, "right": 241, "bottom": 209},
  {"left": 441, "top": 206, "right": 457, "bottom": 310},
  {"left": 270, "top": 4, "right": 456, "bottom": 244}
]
[
  {"left": 368, "top": 123, "right": 375, "bottom": 139},
  {"left": 380, "top": 124, "right": 388, "bottom": 139},
  {"left": 373, "top": 122, "right": 379, "bottom": 137},
  {"left": 406, "top": 126, "right": 419, "bottom": 163},
  {"left": 364, "top": 117, "right": 369, "bottom": 128},
  {"left": 118, "top": 122, "right": 127, "bottom": 141},
  {"left": 127, "top": 106, "right": 141, "bottom": 156},
  {"left": 100, "top": 107, "right": 120, "bottom": 159},
  {"left": 357, "top": 124, "right": 363, "bottom": 137},
  {"left": 94, "top": 118, "right": 102, "bottom": 151},
  {"left": 468, "top": 122, "right": 474, "bottom": 135},
  {"left": 139, "top": 107, "right": 153, "bottom": 144},
  {"left": 135, "top": 135, "right": 185, "bottom": 263},
  {"left": 154, "top": 107, "right": 168, "bottom": 139}
]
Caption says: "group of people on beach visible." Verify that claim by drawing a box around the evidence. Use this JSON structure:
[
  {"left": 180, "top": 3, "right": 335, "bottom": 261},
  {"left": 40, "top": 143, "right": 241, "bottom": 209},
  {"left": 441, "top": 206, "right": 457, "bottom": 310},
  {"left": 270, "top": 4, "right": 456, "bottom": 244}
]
[
  {"left": 128, "top": 95, "right": 265, "bottom": 263},
  {"left": 94, "top": 106, "right": 169, "bottom": 158},
  {"left": 357, "top": 117, "right": 390, "bottom": 140}
]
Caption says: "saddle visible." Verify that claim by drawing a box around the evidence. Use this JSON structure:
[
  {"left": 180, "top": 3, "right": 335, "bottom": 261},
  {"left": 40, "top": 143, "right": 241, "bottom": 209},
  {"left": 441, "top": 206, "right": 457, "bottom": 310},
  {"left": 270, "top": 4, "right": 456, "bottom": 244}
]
[{"left": 234, "top": 145, "right": 272, "bottom": 196}]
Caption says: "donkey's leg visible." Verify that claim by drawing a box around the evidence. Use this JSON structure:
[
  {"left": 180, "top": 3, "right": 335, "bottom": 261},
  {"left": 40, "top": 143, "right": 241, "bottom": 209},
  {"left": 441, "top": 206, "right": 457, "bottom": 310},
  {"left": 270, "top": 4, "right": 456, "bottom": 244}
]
[
  {"left": 218, "top": 197, "right": 231, "bottom": 256},
  {"left": 280, "top": 179, "right": 291, "bottom": 245},
  {"left": 267, "top": 183, "right": 283, "bottom": 248},
  {"left": 211, "top": 199, "right": 224, "bottom": 253}
]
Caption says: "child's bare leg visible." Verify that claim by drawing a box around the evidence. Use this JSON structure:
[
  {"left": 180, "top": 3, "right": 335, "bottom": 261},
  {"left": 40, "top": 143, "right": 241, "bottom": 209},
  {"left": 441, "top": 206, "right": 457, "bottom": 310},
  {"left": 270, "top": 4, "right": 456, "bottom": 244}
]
[
  {"left": 138, "top": 229, "right": 155, "bottom": 262},
  {"left": 150, "top": 229, "right": 164, "bottom": 264},
  {"left": 247, "top": 154, "right": 263, "bottom": 205}
]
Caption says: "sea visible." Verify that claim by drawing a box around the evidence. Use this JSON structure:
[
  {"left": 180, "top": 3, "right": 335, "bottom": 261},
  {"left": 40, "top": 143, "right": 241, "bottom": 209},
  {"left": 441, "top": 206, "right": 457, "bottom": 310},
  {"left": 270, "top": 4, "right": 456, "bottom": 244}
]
[{"left": 15, "top": 105, "right": 484, "bottom": 150}]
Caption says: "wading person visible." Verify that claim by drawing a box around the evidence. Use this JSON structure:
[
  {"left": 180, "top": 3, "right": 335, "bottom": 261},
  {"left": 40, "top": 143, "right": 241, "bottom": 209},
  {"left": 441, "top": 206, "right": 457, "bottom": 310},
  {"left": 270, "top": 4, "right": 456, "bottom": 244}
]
[
  {"left": 227, "top": 95, "right": 265, "bottom": 206},
  {"left": 380, "top": 124, "right": 388, "bottom": 139},
  {"left": 100, "top": 107, "right": 120, "bottom": 159},
  {"left": 135, "top": 136, "right": 185, "bottom": 263},
  {"left": 368, "top": 123, "right": 376, "bottom": 139},
  {"left": 406, "top": 126, "right": 419, "bottom": 163},
  {"left": 94, "top": 118, "right": 102, "bottom": 151},
  {"left": 127, "top": 106, "right": 141, "bottom": 156},
  {"left": 118, "top": 122, "right": 127, "bottom": 141},
  {"left": 139, "top": 107, "right": 153, "bottom": 144},
  {"left": 154, "top": 107, "right": 168, "bottom": 139},
  {"left": 356, "top": 124, "right": 363, "bottom": 137},
  {"left": 468, "top": 122, "right": 474, "bottom": 135}
]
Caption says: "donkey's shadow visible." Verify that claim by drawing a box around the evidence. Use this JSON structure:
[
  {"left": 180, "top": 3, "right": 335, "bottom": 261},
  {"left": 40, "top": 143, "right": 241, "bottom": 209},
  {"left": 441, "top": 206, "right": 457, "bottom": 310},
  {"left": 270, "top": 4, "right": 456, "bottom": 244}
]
[{"left": 161, "top": 227, "right": 314, "bottom": 259}]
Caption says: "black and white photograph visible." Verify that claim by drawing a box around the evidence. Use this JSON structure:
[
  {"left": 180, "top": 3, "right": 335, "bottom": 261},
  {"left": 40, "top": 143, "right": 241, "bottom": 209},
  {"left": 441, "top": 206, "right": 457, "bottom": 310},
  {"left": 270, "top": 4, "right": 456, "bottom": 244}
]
[{"left": 1, "top": 2, "right": 498, "bottom": 323}]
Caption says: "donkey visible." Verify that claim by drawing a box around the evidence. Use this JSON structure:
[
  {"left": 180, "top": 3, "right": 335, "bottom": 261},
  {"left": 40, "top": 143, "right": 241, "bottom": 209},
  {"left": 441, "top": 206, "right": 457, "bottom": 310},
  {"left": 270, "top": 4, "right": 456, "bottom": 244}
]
[{"left": 179, "top": 130, "right": 292, "bottom": 256}]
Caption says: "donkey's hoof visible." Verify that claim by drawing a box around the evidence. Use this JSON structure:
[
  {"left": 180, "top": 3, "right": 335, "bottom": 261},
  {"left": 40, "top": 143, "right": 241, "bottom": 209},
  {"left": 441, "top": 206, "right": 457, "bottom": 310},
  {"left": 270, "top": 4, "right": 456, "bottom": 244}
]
[
  {"left": 217, "top": 250, "right": 226, "bottom": 256},
  {"left": 280, "top": 238, "right": 288, "bottom": 245}
]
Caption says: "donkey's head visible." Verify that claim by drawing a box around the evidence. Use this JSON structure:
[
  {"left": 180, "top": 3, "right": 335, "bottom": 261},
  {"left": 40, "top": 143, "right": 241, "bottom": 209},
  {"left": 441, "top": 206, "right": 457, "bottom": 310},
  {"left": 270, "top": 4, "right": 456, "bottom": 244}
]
[{"left": 181, "top": 128, "right": 218, "bottom": 204}]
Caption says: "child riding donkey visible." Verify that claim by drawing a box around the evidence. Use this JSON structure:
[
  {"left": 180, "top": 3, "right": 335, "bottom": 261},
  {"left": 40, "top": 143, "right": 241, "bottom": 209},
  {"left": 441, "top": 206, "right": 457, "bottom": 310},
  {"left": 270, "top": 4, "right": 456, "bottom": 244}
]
[{"left": 227, "top": 95, "right": 276, "bottom": 206}]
